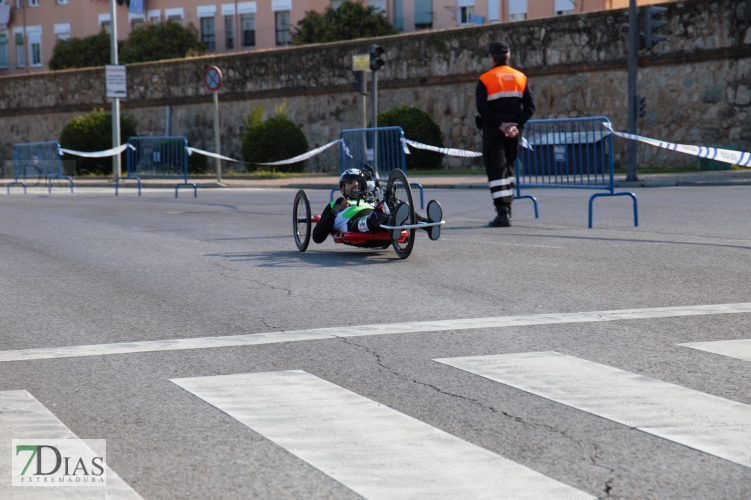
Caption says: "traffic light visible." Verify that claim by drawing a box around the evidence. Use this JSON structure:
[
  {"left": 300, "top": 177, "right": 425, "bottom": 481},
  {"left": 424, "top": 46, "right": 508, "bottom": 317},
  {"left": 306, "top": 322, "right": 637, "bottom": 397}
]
[
  {"left": 352, "top": 71, "right": 367, "bottom": 95},
  {"left": 369, "top": 45, "right": 385, "bottom": 71},
  {"left": 637, "top": 95, "right": 646, "bottom": 118},
  {"left": 644, "top": 5, "right": 668, "bottom": 50}
]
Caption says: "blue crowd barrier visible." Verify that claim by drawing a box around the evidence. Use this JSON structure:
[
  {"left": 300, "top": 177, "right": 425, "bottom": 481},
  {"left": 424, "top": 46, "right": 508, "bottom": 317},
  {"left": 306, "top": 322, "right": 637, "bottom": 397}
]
[
  {"left": 332, "top": 126, "right": 424, "bottom": 209},
  {"left": 117, "top": 136, "right": 197, "bottom": 198},
  {"left": 9, "top": 141, "right": 74, "bottom": 194},
  {"left": 515, "top": 117, "right": 638, "bottom": 228}
]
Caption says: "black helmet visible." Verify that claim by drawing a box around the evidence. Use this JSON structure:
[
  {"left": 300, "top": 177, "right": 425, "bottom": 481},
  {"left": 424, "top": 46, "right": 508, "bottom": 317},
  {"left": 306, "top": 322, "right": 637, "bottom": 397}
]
[{"left": 339, "top": 168, "right": 361, "bottom": 188}]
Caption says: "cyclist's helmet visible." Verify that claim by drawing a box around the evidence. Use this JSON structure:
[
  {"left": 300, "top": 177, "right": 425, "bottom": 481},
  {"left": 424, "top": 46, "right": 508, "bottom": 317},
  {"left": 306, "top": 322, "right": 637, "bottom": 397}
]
[{"left": 339, "top": 168, "right": 361, "bottom": 188}]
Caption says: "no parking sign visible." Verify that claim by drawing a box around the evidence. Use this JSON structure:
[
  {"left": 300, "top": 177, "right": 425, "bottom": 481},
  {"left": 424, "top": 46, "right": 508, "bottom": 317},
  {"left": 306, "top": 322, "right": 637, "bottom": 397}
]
[{"left": 204, "top": 66, "right": 223, "bottom": 92}]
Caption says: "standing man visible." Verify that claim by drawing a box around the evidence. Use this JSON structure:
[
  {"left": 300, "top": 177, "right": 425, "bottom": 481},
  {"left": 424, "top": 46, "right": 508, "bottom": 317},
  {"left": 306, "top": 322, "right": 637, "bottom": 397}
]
[{"left": 476, "top": 40, "right": 536, "bottom": 227}]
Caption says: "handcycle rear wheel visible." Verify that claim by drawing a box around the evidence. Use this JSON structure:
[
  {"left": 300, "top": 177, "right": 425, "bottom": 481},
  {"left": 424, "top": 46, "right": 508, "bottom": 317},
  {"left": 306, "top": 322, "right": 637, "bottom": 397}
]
[
  {"left": 385, "top": 169, "right": 415, "bottom": 259},
  {"left": 293, "top": 189, "right": 311, "bottom": 252}
]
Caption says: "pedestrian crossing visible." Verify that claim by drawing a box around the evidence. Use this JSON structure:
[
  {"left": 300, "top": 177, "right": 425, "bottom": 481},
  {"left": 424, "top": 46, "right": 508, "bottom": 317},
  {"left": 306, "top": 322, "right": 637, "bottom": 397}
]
[{"left": 5, "top": 335, "right": 751, "bottom": 498}]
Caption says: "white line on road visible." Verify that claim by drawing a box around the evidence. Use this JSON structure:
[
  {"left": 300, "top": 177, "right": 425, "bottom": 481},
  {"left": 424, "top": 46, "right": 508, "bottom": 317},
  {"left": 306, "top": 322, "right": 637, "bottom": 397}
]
[
  {"left": 1, "top": 302, "right": 751, "bottom": 363},
  {"left": 679, "top": 339, "right": 751, "bottom": 362},
  {"left": 435, "top": 351, "right": 751, "bottom": 469},
  {"left": 172, "top": 370, "right": 595, "bottom": 499},
  {"left": 0, "top": 390, "right": 143, "bottom": 500}
]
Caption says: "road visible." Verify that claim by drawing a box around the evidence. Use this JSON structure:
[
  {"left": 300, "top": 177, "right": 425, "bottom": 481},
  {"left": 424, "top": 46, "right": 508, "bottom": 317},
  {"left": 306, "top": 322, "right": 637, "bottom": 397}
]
[{"left": 1, "top": 185, "right": 750, "bottom": 499}]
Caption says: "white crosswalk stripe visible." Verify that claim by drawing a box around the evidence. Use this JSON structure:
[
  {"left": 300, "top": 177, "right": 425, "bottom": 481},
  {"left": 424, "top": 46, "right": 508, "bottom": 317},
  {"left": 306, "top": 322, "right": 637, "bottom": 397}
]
[
  {"left": 172, "top": 370, "right": 596, "bottom": 499},
  {"left": 435, "top": 351, "right": 751, "bottom": 469},
  {"left": 679, "top": 339, "right": 751, "bottom": 362},
  {"left": 1, "top": 302, "right": 751, "bottom": 362},
  {"left": 0, "top": 390, "right": 143, "bottom": 500}
]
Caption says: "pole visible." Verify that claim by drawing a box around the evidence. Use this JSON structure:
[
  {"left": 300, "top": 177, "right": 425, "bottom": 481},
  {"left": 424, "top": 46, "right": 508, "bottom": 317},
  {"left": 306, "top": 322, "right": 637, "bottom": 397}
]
[
  {"left": 626, "top": 0, "right": 638, "bottom": 182},
  {"left": 110, "top": 0, "right": 121, "bottom": 180},
  {"left": 213, "top": 91, "right": 222, "bottom": 182},
  {"left": 371, "top": 70, "right": 378, "bottom": 174},
  {"left": 362, "top": 72, "right": 367, "bottom": 129}
]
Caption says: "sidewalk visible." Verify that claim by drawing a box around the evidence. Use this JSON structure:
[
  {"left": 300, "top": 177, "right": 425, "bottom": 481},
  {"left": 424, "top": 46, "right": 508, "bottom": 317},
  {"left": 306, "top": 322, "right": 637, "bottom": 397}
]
[{"left": 3, "top": 169, "right": 751, "bottom": 190}]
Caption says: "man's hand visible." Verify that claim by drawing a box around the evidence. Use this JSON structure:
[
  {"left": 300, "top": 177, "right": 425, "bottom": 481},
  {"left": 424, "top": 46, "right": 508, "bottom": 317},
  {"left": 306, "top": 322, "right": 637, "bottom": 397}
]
[
  {"left": 332, "top": 197, "right": 350, "bottom": 215},
  {"left": 500, "top": 122, "right": 519, "bottom": 138}
]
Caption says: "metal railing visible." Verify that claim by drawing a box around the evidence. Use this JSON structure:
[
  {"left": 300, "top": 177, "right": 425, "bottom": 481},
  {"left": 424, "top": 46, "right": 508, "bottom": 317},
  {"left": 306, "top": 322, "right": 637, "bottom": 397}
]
[
  {"left": 9, "top": 141, "right": 74, "bottom": 194},
  {"left": 119, "top": 136, "right": 197, "bottom": 198}
]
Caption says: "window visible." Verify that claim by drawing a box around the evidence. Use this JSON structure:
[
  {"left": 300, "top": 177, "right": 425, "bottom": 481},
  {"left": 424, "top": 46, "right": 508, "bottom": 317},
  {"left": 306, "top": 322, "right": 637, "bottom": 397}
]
[
  {"left": 458, "top": 6, "right": 474, "bottom": 25},
  {"left": 275, "top": 11, "right": 290, "bottom": 46},
  {"left": 508, "top": 0, "right": 526, "bottom": 20},
  {"left": 414, "top": 0, "right": 432, "bottom": 28},
  {"left": 28, "top": 0, "right": 38, "bottom": 6},
  {"left": 0, "top": 35, "right": 8, "bottom": 69},
  {"left": 30, "top": 38, "right": 41, "bottom": 66},
  {"left": 369, "top": 0, "right": 385, "bottom": 12},
  {"left": 99, "top": 13, "right": 111, "bottom": 33},
  {"left": 330, "top": 0, "right": 343, "bottom": 8},
  {"left": 487, "top": 0, "right": 499, "bottom": 22},
  {"left": 201, "top": 17, "right": 215, "bottom": 50},
  {"left": 241, "top": 14, "right": 255, "bottom": 47},
  {"left": 554, "top": 0, "right": 574, "bottom": 16},
  {"left": 15, "top": 32, "right": 23, "bottom": 67},
  {"left": 165, "top": 8, "right": 184, "bottom": 22},
  {"left": 54, "top": 23, "right": 71, "bottom": 40},
  {"left": 57, "top": 0, "right": 69, "bottom": 4},
  {"left": 225, "top": 15, "right": 234, "bottom": 49},
  {"left": 148, "top": 9, "right": 160, "bottom": 23}
]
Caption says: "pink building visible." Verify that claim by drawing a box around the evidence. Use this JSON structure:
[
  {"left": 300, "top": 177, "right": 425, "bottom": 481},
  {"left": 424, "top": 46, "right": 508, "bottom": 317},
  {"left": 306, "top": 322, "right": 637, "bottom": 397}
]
[{"left": 0, "top": 0, "right": 672, "bottom": 76}]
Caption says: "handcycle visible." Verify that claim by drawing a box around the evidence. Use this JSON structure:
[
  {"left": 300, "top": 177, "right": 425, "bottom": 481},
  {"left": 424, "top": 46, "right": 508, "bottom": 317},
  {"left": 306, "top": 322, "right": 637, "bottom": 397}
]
[{"left": 293, "top": 168, "right": 444, "bottom": 260}]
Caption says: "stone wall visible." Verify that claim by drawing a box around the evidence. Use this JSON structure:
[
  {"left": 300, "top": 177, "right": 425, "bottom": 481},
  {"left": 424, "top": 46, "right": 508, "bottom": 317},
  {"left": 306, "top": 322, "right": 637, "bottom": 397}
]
[{"left": 1, "top": 0, "right": 749, "bottom": 171}]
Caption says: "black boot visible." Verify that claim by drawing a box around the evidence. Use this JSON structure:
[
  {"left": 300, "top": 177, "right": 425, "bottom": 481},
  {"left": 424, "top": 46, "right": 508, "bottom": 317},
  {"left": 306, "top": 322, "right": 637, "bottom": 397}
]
[{"left": 489, "top": 205, "right": 511, "bottom": 227}]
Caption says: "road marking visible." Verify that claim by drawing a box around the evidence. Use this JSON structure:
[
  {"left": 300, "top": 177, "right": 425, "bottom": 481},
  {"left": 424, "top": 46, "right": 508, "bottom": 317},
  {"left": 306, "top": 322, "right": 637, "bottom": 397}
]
[
  {"left": 0, "top": 390, "right": 143, "bottom": 499},
  {"left": 435, "top": 351, "right": 751, "bottom": 469},
  {"left": 1, "top": 302, "right": 751, "bottom": 363},
  {"left": 679, "top": 339, "right": 751, "bottom": 362},
  {"left": 172, "top": 370, "right": 594, "bottom": 499}
]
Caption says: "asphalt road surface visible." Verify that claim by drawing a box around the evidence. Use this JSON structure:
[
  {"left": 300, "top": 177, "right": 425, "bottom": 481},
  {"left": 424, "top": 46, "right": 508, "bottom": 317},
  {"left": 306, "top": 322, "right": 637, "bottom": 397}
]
[{"left": 1, "top": 185, "right": 750, "bottom": 500}]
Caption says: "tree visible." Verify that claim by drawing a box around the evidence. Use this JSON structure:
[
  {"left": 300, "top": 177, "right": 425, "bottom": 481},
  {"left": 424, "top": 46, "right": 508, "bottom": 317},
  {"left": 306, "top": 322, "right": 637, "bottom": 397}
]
[
  {"left": 59, "top": 109, "right": 138, "bottom": 176},
  {"left": 119, "top": 22, "right": 206, "bottom": 64},
  {"left": 292, "top": 1, "right": 397, "bottom": 46},
  {"left": 49, "top": 31, "right": 114, "bottom": 71}
]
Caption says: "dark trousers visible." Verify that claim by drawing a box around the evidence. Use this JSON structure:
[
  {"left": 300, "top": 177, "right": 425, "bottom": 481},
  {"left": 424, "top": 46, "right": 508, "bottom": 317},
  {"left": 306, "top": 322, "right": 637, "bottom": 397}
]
[{"left": 482, "top": 126, "right": 520, "bottom": 208}]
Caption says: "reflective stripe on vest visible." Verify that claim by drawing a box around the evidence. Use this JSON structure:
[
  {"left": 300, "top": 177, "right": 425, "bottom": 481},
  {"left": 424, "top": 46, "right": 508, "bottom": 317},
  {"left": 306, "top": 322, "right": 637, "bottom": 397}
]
[
  {"left": 329, "top": 199, "right": 374, "bottom": 220},
  {"left": 479, "top": 66, "right": 527, "bottom": 102}
]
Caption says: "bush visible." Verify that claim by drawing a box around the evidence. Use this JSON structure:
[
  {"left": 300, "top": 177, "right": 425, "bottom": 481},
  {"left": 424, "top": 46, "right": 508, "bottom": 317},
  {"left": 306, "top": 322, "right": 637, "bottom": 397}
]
[
  {"left": 241, "top": 103, "right": 309, "bottom": 173},
  {"left": 59, "top": 109, "right": 138, "bottom": 176},
  {"left": 378, "top": 106, "right": 444, "bottom": 170},
  {"left": 49, "top": 31, "right": 114, "bottom": 71}
]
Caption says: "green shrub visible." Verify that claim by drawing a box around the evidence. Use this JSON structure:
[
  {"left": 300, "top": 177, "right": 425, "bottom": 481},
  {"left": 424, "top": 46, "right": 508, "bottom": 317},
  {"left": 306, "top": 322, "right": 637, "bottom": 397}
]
[
  {"left": 292, "top": 1, "right": 397, "bottom": 46},
  {"left": 59, "top": 109, "right": 138, "bottom": 176},
  {"left": 241, "top": 103, "right": 309, "bottom": 173},
  {"left": 378, "top": 106, "right": 444, "bottom": 170},
  {"left": 119, "top": 23, "right": 205, "bottom": 64}
]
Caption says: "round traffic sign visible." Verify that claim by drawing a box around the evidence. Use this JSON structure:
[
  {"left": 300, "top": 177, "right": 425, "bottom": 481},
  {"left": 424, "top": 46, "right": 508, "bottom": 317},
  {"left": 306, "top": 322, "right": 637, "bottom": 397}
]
[{"left": 204, "top": 66, "right": 223, "bottom": 92}]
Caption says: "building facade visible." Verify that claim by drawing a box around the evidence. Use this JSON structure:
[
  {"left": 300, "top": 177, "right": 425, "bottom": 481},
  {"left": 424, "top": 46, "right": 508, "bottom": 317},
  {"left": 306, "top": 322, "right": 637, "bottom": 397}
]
[{"left": 0, "top": 0, "right": 672, "bottom": 76}]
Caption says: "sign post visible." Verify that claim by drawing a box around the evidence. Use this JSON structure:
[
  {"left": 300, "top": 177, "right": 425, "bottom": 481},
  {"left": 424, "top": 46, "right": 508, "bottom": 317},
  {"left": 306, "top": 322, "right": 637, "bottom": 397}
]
[
  {"left": 204, "top": 66, "right": 223, "bottom": 183},
  {"left": 108, "top": 0, "right": 122, "bottom": 179},
  {"left": 352, "top": 55, "right": 369, "bottom": 129}
]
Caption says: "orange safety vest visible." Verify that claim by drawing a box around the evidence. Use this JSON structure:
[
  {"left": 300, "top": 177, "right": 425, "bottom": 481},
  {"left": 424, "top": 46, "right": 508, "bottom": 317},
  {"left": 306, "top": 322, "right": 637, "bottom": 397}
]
[{"left": 479, "top": 66, "right": 527, "bottom": 102}]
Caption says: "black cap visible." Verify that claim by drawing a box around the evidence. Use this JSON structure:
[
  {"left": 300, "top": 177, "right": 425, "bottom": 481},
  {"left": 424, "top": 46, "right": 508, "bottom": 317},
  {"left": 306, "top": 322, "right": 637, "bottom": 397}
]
[{"left": 487, "top": 41, "right": 510, "bottom": 56}]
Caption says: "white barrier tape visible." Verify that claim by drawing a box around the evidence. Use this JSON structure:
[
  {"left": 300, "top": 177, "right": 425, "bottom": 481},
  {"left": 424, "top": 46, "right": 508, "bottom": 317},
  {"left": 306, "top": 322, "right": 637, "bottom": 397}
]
[
  {"left": 340, "top": 140, "right": 354, "bottom": 159},
  {"left": 602, "top": 122, "right": 751, "bottom": 168},
  {"left": 255, "top": 139, "right": 342, "bottom": 166},
  {"left": 403, "top": 139, "right": 483, "bottom": 158},
  {"left": 186, "top": 147, "right": 240, "bottom": 163},
  {"left": 59, "top": 143, "right": 135, "bottom": 158}
]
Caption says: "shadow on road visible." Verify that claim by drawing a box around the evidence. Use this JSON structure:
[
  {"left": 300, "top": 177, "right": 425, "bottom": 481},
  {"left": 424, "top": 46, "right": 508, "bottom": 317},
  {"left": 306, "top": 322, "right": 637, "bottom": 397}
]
[{"left": 204, "top": 249, "right": 398, "bottom": 267}]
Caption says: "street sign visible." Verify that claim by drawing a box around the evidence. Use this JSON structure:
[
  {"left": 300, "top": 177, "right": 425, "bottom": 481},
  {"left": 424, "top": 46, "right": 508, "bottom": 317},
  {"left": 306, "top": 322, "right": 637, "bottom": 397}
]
[
  {"left": 105, "top": 65, "right": 127, "bottom": 99},
  {"left": 352, "top": 54, "right": 369, "bottom": 72},
  {"left": 204, "top": 66, "right": 223, "bottom": 92}
]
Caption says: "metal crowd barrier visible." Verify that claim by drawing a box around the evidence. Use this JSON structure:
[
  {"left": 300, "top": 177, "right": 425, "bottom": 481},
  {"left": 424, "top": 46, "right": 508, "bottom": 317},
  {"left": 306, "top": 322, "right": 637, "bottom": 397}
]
[
  {"left": 9, "top": 141, "right": 74, "bottom": 194},
  {"left": 117, "top": 136, "right": 197, "bottom": 198},
  {"left": 333, "top": 126, "right": 424, "bottom": 208},
  {"left": 515, "top": 117, "right": 638, "bottom": 228}
]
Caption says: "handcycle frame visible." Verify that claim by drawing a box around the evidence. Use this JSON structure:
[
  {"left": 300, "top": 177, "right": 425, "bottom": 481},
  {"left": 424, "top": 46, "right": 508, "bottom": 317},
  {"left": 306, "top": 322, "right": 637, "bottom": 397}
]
[{"left": 293, "top": 168, "right": 443, "bottom": 259}]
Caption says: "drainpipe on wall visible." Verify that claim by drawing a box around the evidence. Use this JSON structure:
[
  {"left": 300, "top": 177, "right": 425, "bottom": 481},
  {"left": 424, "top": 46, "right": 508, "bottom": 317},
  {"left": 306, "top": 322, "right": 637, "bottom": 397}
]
[{"left": 22, "top": 0, "right": 27, "bottom": 74}]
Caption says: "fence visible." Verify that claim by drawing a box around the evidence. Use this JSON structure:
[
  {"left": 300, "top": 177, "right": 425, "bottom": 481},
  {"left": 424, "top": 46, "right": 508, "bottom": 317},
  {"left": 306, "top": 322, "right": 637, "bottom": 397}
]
[
  {"left": 117, "top": 136, "right": 197, "bottom": 197},
  {"left": 515, "top": 117, "right": 638, "bottom": 228},
  {"left": 8, "top": 141, "right": 74, "bottom": 194},
  {"left": 333, "top": 126, "right": 424, "bottom": 208}
]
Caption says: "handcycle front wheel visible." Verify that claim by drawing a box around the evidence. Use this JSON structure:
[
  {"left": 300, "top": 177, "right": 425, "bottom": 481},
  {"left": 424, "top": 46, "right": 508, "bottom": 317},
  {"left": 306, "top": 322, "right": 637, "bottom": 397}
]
[
  {"left": 385, "top": 169, "right": 415, "bottom": 260},
  {"left": 293, "top": 189, "right": 311, "bottom": 252}
]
